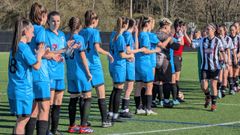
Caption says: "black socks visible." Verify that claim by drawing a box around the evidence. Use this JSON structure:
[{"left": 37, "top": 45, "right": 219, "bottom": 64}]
[
  {"left": 98, "top": 98, "right": 108, "bottom": 122},
  {"left": 36, "top": 120, "right": 48, "bottom": 135},
  {"left": 81, "top": 98, "right": 91, "bottom": 126},
  {"left": 172, "top": 83, "right": 177, "bottom": 100},
  {"left": 68, "top": 97, "right": 79, "bottom": 126},
  {"left": 134, "top": 96, "right": 141, "bottom": 109},
  {"left": 25, "top": 117, "right": 37, "bottom": 135},
  {"left": 51, "top": 105, "right": 61, "bottom": 134}
]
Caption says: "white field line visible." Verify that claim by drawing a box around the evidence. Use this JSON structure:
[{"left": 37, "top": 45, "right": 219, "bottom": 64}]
[
  {"left": 108, "top": 121, "right": 240, "bottom": 135},
  {"left": 193, "top": 103, "right": 240, "bottom": 106}
]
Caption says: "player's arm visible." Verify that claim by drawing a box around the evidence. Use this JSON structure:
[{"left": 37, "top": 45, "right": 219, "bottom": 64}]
[
  {"left": 156, "top": 37, "right": 172, "bottom": 48},
  {"left": 126, "top": 46, "right": 143, "bottom": 54},
  {"left": 119, "top": 51, "right": 134, "bottom": 59},
  {"left": 95, "top": 43, "right": 114, "bottom": 63},
  {"left": 32, "top": 44, "right": 45, "bottom": 70},
  {"left": 141, "top": 47, "right": 161, "bottom": 54},
  {"left": 80, "top": 51, "right": 92, "bottom": 81}
]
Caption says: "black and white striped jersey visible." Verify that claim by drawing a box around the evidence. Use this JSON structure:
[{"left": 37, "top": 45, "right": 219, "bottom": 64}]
[
  {"left": 192, "top": 36, "right": 224, "bottom": 71},
  {"left": 230, "top": 35, "right": 240, "bottom": 54},
  {"left": 219, "top": 35, "right": 234, "bottom": 61}
]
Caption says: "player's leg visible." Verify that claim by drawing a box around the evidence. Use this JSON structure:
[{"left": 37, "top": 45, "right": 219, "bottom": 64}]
[
  {"left": 79, "top": 91, "right": 93, "bottom": 134},
  {"left": 15, "top": 116, "right": 31, "bottom": 134}
]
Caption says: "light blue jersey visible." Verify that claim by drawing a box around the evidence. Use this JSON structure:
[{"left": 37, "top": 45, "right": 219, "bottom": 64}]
[
  {"left": 79, "top": 27, "right": 105, "bottom": 86},
  {"left": 148, "top": 32, "right": 160, "bottom": 68},
  {"left": 65, "top": 33, "right": 92, "bottom": 92},
  {"left": 109, "top": 31, "right": 116, "bottom": 78},
  {"left": 65, "top": 33, "right": 86, "bottom": 80},
  {"left": 45, "top": 29, "right": 66, "bottom": 80},
  {"left": 29, "top": 24, "right": 49, "bottom": 82},
  {"left": 79, "top": 27, "right": 102, "bottom": 69},
  {"left": 111, "top": 34, "right": 127, "bottom": 83},
  {"left": 135, "top": 31, "right": 154, "bottom": 82},
  {"left": 8, "top": 42, "right": 37, "bottom": 100},
  {"left": 123, "top": 31, "right": 135, "bottom": 81},
  {"left": 29, "top": 24, "right": 51, "bottom": 100}
]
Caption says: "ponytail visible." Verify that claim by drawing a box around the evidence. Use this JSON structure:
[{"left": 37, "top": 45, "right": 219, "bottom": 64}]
[
  {"left": 68, "top": 17, "right": 82, "bottom": 40},
  {"left": 114, "top": 17, "right": 129, "bottom": 41},
  {"left": 127, "top": 18, "right": 136, "bottom": 30},
  {"left": 11, "top": 18, "right": 33, "bottom": 57},
  {"left": 29, "top": 2, "right": 47, "bottom": 25},
  {"left": 84, "top": 10, "right": 98, "bottom": 27},
  {"left": 138, "top": 16, "right": 150, "bottom": 31}
]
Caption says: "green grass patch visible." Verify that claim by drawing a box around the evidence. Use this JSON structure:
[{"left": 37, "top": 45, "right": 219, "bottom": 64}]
[{"left": 1, "top": 52, "right": 240, "bottom": 135}]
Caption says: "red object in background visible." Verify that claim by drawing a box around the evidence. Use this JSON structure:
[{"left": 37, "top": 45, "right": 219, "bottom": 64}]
[{"left": 173, "top": 36, "right": 190, "bottom": 57}]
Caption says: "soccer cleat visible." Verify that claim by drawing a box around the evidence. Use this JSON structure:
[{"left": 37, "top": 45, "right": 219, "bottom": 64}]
[
  {"left": 119, "top": 111, "right": 133, "bottom": 118},
  {"left": 211, "top": 104, "right": 217, "bottom": 111},
  {"left": 47, "top": 131, "right": 53, "bottom": 135},
  {"left": 86, "top": 121, "right": 92, "bottom": 127},
  {"left": 79, "top": 126, "right": 94, "bottom": 134},
  {"left": 102, "top": 121, "right": 112, "bottom": 128},
  {"left": 158, "top": 100, "right": 164, "bottom": 106},
  {"left": 146, "top": 109, "right": 158, "bottom": 115},
  {"left": 135, "top": 109, "right": 146, "bottom": 115},
  {"left": 173, "top": 99, "right": 180, "bottom": 105},
  {"left": 112, "top": 116, "right": 124, "bottom": 123},
  {"left": 68, "top": 125, "right": 80, "bottom": 133},
  {"left": 218, "top": 90, "right": 222, "bottom": 99},
  {"left": 177, "top": 97, "right": 185, "bottom": 102},
  {"left": 204, "top": 98, "right": 211, "bottom": 108},
  {"left": 151, "top": 101, "right": 157, "bottom": 108},
  {"left": 229, "top": 90, "right": 236, "bottom": 95},
  {"left": 163, "top": 101, "right": 174, "bottom": 108},
  {"left": 51, "top": 130, "right": 64, "bottom": 135},
  {"left": 221, "top": 90, "right": 226, "bottom": 98}
]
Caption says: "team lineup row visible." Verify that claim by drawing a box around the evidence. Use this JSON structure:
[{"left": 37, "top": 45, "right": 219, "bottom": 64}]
[{"left": 7, "top": 2, "right": 240, "bottom": 135}]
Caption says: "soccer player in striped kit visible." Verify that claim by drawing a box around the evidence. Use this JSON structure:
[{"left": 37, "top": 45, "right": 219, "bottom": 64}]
[
  {"left": 192, "top": 23, "right": 225, "bottom": 111},
  {"left": 230, "top": 24, "right": 240, "bottom": 93},
  {"left": 217, "top": 24, "right": 234, "bottom": 97}
]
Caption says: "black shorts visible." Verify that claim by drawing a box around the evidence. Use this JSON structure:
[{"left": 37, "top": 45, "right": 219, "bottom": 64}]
[
  {"left": 174, "top": 56, "right": 182, "bottom": 72},
  {"left": 155, "top": 59, "right": 172, "bottom": 83},
  {"left": 200, "top": 70, "right": 220, "bottom": 80}
]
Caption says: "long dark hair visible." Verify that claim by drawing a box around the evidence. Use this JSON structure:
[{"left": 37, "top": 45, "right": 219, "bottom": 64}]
[
  {"left": 114, "top": 17, "right": 129, "bottom": 41},
  {"left": 29, "top": 2, "right": 47, "bottom": 25},
  {"left": 84, "top": 10, "right": 98, "bottom": 27},
  {"left": 11, "top": 18, "right": 33, "bottom": 57},
  {"left": 138, "top": 16, "right": 150, "bottom": 31},
  {"left": 174, "top": 18, "right": 184, "bottom": 30},
  {"left": 127, "top": 18, "right": 136, "bottom": 30},
  {"left": 68, "top": 17, "right": 82, "bottom": 40}
]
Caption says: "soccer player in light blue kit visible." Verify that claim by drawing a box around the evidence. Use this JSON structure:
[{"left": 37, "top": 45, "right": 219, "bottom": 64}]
[
  {"left": 65, "top": 17, "right": 93, "bottom": 134},
  {"left": 134, "top": 16, "right": 161, "bottom": 115},
  {"left": 25, "top": 3, "right": 57, "bottom": 135},
  {"left": 7, "top": 18, "right": 45, "bottom": 135},
  {"left": 79, "top": 10, "right": 114, "bottom": 127},
  {"left": 108, "top": 17, "right": 134, "bottom": 122},
  {"left": 45, "top": 11, "right": 73, "bottom": 134},
  {"left": 120, "top": 18, "right": 142, "bottom": 118}
]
